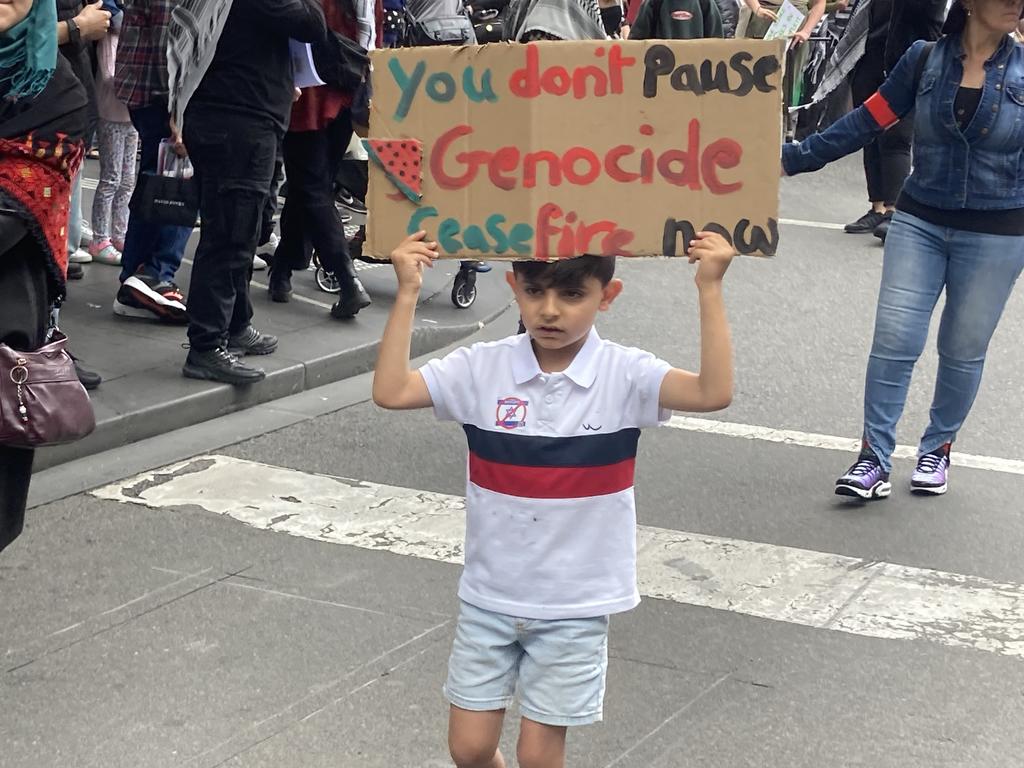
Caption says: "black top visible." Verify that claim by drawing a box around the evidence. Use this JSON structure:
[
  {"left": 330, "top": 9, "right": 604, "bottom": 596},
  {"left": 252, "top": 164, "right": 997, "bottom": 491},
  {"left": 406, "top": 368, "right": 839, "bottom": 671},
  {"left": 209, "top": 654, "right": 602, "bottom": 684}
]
[
  {"left": 884, "top": 0, "right": 945, "bottom": 73},
  {"left": 866, "top": 0, "right": 893, "bottom": 56},
  {"left": 897, "top": 192, "right": 1024, "bottom": 236},
  {"left": 954, "top": 86, "right": 983, "bottom": 132},
  {"left": 189, "top": 0, "right": 327, "bottom": 133}
]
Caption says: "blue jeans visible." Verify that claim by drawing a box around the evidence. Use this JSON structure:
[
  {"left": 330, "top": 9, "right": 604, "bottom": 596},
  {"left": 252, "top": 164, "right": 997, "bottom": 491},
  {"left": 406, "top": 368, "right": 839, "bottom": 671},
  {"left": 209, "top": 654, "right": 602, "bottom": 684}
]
[
  {"left": 119, "top": 102, "right": 192, "bottom": 284},
  {"left": 67, "top": 170, "right": 82, "bottom": 256},
  {"left": 864, "top": 211, "right": 1024, "bottom": 471}
]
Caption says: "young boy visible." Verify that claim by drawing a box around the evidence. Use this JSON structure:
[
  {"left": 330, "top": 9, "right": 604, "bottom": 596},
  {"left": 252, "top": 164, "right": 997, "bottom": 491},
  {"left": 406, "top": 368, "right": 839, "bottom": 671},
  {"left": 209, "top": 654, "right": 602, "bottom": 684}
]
[{"left": 373, "top": 231, "right": 736, "bottom": 768}]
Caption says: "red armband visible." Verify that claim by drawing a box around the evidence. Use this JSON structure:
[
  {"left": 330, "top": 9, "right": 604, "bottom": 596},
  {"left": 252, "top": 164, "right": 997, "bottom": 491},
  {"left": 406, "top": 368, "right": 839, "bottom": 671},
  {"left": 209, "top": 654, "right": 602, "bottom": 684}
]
[{"left": 864, "top": 92, "right": 900, "bottom": 129}]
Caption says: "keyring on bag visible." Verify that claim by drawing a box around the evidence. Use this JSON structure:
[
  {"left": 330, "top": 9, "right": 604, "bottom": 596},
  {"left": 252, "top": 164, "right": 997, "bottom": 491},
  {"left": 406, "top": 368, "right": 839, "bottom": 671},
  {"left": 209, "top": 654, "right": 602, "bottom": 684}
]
[{"left": 11, "top": 359, "right": 29, "bottom": 422}]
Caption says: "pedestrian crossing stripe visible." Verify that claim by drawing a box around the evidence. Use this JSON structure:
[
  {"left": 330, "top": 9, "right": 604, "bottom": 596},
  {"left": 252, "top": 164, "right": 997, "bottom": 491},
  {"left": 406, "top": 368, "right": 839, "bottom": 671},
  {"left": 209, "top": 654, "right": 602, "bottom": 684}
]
[{"left": 93, "top": 455, "right": 1024, "bottom": 661}]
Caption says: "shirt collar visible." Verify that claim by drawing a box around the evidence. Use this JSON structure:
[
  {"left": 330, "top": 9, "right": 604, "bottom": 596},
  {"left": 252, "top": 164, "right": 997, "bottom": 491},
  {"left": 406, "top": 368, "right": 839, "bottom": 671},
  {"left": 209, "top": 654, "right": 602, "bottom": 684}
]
[
  {"left": 511, "top": 327, "right": 602, "bottom": 388},
  {"left": 953, "top": 33, "right": 1015, "bottom": 66}
]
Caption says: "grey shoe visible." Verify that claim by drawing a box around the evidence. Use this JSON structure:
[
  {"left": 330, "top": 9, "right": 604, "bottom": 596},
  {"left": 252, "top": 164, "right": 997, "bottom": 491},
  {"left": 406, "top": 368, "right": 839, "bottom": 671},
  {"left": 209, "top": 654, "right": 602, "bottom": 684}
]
[{"left": 227, "top": 326, "right": 278, "bottom": 356}]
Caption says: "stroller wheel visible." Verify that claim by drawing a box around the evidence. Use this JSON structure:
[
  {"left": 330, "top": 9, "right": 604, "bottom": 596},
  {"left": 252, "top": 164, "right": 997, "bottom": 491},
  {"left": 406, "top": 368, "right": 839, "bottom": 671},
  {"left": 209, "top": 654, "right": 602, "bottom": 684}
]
[
  {"left": 452, "top": 270, "right": 477, "bottom": 309},
  {"left": 316, "top": 266, "right": 341, "bottom": 294}
]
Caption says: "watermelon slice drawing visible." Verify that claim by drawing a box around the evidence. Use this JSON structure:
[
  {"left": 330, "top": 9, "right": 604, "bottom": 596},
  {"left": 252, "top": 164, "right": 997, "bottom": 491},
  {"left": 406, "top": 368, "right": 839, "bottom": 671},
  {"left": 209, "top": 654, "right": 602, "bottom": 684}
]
[{"left": 362, "top": 138, "right": 424, "bottom": 204}]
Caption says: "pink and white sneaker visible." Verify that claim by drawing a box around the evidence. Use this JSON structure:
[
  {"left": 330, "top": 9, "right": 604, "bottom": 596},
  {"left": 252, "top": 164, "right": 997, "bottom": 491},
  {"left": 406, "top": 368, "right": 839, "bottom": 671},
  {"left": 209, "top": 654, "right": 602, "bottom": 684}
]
[{"left": 89, "top": 239, "right": 123, "bottom": 266}]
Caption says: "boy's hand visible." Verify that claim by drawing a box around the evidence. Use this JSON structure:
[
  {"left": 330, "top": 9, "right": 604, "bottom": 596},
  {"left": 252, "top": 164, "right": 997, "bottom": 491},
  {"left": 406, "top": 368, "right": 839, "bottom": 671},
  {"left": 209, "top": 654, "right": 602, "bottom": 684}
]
[
  {"left": 391, "top": 231, "right": 438, "bottom": 292},
  {"left": 688, "top": 231, "right": 736, "bottom": 287}
]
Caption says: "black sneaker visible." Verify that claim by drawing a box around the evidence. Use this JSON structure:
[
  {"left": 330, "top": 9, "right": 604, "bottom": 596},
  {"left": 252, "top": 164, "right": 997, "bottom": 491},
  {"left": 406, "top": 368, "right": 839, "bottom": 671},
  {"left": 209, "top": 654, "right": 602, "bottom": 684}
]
[
  {"left": 70, "top": 354, "right": 102, "bottom": 390},
  {"left": 114, "top": 271, "right": 188, "bottom": 324},
  {"left": 844, "top": 210, "right": 886, "bottom": 234},
  {"left": 330, "top": 279, "right": 372, "bottom": 320},
  {"left": 336, "top": 187, "right": 368, "bottom": 215},
  {"left": 873, "top": 212, "right": 893, "bottom": 242},
  {"left": 227, "top": 326, "right": 278, "bottom": 356},
  {"left": 183, "top": 347, "right": 266, "bottom": 385},
  {"left": 67, "top": 262, "right": 85, "bottom": 280}
]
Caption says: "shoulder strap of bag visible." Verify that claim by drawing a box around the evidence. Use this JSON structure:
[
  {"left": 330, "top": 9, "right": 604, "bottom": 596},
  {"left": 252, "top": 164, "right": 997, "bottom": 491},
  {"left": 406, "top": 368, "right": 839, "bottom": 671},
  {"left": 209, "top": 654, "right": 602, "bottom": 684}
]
[{"left": 913, "top": 41, "right": 936, "bottom": 97}]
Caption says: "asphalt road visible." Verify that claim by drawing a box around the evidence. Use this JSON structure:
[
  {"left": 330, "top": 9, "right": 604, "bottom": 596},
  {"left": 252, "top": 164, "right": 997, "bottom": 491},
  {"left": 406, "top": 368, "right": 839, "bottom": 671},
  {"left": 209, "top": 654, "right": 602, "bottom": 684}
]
[{"left": 4, "top": 155, "right": 1024, "bottom": 768}]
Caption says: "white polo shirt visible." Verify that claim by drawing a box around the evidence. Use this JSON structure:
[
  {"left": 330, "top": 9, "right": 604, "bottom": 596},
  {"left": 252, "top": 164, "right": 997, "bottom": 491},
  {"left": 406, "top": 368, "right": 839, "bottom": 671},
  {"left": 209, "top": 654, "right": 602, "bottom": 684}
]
[{"left": 420, "top": 328, "right": 672, "bottom": 620}]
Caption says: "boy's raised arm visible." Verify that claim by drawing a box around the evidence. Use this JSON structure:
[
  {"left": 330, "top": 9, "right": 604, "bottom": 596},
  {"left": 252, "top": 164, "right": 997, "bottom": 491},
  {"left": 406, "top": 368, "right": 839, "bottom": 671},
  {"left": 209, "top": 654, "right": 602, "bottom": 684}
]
[
  {"left": 658, "top": 231, "right": 735, "bottom": 413},
  {"left": 371, "top": 232, "right": 440, "bottom": 410}
]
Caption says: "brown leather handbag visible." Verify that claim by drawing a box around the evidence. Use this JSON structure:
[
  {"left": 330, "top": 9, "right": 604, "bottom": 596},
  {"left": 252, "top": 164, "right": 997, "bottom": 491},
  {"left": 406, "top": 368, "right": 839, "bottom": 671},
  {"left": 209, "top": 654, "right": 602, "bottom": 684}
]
[{"left": 0, "top": 331, "right": 96, "bottom": 448}]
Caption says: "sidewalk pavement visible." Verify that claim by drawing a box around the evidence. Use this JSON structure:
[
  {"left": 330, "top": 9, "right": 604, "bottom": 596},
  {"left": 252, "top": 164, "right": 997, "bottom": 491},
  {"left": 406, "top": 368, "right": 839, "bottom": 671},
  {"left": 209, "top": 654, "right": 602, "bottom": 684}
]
[{"left": 44, "top": 201, "right": 511, "bottom": 471}]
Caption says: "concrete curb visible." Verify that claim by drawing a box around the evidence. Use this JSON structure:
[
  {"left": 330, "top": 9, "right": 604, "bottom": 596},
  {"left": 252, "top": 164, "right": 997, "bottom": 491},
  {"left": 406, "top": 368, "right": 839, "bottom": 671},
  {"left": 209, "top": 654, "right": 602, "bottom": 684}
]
[{"left": 35, "top": 303, "right": 511, "bottom": 472}]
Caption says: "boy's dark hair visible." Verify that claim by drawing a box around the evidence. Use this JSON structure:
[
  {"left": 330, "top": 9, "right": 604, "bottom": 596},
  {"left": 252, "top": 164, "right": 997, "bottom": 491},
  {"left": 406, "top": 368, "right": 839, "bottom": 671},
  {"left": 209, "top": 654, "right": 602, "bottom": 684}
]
[{"left": 511, "top": 256, "right": 617, "bottom": 290}]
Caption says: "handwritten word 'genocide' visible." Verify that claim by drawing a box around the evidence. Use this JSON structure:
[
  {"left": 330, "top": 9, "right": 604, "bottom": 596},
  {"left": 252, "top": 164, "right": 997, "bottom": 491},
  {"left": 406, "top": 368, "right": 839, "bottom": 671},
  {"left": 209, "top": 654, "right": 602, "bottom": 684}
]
[
  {"left": 431, "top": 120, "right": 742, "bottom": 194},
  {"left": 388, "top": 43, "right": 781, "bottom": 121}
]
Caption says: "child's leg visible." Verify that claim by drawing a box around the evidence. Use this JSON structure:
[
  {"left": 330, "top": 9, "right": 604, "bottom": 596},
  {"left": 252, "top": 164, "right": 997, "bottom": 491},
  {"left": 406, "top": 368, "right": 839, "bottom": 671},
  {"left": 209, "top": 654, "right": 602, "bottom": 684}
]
[
  {"left": 448, "top": 706, "right": 506, "bottom": 768},
  {"left": 517, "top": 718, "right": 567, "bottom": 768},
  {"left": 444, "top": 601, "right": 522, "bottom": 768},
  {"left": 90, "top": 120, "right": 122, "bottom": 243},
  {"left": 112, "top": 124, "right": 140, "bottom": 247}
]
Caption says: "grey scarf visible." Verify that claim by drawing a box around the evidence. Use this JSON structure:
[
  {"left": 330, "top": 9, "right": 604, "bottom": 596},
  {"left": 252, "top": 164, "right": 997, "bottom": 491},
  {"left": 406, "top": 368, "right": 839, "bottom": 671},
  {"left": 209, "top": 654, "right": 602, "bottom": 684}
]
[
  {"left": 806, "top": 0, "right": 872, "bottom": 107},
  {"left": 511, "top": 0, "right": 606, "bottom": 42},
  {"left": 167, "top": 0, "right": 235, "bottom": 131}
]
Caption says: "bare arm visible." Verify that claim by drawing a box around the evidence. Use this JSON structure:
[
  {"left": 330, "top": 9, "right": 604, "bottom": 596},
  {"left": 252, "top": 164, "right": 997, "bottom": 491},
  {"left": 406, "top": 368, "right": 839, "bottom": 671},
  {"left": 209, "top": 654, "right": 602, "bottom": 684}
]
[
  {"left": 372, "top": 232, "right": 440, "bottom": 410},
  {"left": 658, "top": 233, "right": 734, "bottom": 413},
  {"left": 57, "top": 1, "right": 111, "bottom": 45},
  {"left": 795, "top": 0, "right": 826, "bottom": 42}
]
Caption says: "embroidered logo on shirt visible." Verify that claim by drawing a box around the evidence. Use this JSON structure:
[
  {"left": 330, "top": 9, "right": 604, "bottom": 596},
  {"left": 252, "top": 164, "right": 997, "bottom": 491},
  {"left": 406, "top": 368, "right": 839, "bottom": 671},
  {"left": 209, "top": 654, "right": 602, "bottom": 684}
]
[
  {"left": 671, "top": 10, "right": 694, "bottom": 20},
  {"left": 496, "top": 397, "right": 528, "bottom": 430}
]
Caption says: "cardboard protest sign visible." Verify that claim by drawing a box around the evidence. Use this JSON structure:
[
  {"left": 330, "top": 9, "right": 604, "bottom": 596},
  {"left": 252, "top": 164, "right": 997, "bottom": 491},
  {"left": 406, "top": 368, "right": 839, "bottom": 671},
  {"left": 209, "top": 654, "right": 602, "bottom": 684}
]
[{"left": 365, "top": 39, "right": 784, "bottom": 260}]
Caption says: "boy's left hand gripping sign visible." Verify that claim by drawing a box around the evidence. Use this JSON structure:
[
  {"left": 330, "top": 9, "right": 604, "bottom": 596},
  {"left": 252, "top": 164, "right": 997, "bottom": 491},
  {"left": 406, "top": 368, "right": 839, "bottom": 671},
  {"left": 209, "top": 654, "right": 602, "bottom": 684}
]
[{"left": 365, "top": 39, "right": 785, "bottom": 260}]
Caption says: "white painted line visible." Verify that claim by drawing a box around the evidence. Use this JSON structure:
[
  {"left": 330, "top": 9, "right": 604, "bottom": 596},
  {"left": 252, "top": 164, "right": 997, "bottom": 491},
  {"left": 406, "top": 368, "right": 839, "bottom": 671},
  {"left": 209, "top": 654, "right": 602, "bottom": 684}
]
[
  {"left": 94, "top": 455, "right": 1024, "bottom": 660},
  {"left": 665, "top": 416, "right": 1024, "bottom": 476},
  {"left": 779, "top": 217, "right": 847, "bottom": 231}
]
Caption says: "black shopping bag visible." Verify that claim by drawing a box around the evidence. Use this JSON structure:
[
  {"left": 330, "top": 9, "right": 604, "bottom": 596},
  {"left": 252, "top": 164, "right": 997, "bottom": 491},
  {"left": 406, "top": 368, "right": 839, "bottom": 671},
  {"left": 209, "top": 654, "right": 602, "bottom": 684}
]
[{"left": 129, "top": 172, "right": 199, "bottom": 228}]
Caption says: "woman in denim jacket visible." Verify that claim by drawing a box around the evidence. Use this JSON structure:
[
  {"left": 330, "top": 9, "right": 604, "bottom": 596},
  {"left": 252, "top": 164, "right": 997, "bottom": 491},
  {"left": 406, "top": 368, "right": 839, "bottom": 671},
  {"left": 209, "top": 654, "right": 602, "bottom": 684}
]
[{"left": 782, "top": 0, "right": 1024, "bottom": 500}]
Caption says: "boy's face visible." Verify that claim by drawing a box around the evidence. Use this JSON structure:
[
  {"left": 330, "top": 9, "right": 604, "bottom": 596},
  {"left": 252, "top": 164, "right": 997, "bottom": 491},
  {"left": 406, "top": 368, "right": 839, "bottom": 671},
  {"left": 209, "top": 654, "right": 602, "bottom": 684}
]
[{"left": 506, "top": 271, "right": 623, "bottom": 353}]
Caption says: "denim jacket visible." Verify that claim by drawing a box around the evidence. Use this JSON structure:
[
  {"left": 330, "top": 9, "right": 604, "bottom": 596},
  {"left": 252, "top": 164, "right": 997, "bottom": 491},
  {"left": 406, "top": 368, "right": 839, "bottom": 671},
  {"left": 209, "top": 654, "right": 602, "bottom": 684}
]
[{"left": 783, "top": 35, "right": 1024, "bottom": 210}]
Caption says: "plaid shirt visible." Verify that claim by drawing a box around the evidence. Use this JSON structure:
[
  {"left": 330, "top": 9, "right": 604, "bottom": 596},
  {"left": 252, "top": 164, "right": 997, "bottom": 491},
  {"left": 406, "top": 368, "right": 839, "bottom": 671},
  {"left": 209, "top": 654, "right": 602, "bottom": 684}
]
[{"left": 115, "top": 0, "right": 179, "bottom": 110}]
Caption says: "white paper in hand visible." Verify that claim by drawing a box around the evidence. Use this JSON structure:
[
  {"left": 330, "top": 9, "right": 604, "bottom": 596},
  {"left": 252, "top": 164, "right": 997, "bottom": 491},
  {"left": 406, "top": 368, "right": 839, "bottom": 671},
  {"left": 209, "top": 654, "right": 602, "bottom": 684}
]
[
  {"left": 764, "top": 0, "right": 806, "bottom": 40},
  {"left": 291, "top": 40, "right": 326, "bottom": 89}
]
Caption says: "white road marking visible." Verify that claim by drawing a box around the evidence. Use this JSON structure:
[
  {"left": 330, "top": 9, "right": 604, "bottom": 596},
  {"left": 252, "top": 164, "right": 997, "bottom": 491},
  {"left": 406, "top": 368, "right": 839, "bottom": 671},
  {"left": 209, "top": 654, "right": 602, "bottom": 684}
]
[
  {"left": 666, "top": 416, "right": 1024, "bottom": 476},
  {"left": 94, "top": 455, "right": 1024, "bottom": 660},
  {"left": 778, "top": 217, "right": 847, "bottom": 231}
]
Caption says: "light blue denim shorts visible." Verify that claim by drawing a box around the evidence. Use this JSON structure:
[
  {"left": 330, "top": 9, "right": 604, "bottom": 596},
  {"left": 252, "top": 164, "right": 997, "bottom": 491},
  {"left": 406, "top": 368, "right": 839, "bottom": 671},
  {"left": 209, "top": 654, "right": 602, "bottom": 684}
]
[{"left": 443, "top": 600, "right": 610, "bottom": 727}]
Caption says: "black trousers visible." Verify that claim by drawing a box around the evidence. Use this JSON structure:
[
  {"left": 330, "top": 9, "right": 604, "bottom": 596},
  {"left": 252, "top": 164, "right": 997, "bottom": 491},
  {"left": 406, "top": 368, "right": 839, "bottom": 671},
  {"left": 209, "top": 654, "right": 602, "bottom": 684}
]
[
  {"left": 0, "top": 235, "right": 50, "bottom": 553},
  {"left": 851, "top": 56, "right": 913, "bottom": 206},
  {"left": 184, "top": 108, "right": 279, "bottom": 351},
  {"left": 275, "top": 111, "right": 359, "bottom": 296}
]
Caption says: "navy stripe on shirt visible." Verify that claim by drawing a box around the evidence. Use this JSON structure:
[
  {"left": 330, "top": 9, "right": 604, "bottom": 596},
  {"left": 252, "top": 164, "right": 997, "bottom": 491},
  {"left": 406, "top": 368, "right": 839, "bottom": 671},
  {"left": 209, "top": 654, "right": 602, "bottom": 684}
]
[{"left": 463, "top": 424, "right": 641, "bottom": 468}]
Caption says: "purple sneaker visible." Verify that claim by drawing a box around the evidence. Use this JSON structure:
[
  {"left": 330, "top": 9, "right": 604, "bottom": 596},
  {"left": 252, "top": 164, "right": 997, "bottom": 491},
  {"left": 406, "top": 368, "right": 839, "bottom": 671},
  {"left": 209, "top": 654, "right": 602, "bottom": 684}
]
[
  {"left": 911, "top": 443, "right": 951, "bottom": 496},
  {"left": 835, "top": 445, "right": 892, "bottom": 500}
]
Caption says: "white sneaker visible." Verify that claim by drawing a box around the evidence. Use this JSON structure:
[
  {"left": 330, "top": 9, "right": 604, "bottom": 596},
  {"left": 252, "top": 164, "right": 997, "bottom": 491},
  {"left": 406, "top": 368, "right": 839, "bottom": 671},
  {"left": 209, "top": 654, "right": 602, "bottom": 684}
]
[
  {"left": 69, "top": 247, "right": 93, "bottom": 264},
  {"left": 80, "top": 220, "right": 94, "bottom": 247},
  {"left": 257, "top": 232, "right": 280, "bottom": 257},
  {"left": 253, "top": 254, "right": 268, "bottom": 271}
]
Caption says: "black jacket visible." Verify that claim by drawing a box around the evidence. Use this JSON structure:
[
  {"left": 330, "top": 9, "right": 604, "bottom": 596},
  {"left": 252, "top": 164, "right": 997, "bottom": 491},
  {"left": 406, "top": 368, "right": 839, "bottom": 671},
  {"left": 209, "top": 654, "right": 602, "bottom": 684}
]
[
  {"left": 714, "top": 0, "right": 736, "bottom": 37},
  {"left": 884, "top": 0, "right": 945, "bottom": 73}
]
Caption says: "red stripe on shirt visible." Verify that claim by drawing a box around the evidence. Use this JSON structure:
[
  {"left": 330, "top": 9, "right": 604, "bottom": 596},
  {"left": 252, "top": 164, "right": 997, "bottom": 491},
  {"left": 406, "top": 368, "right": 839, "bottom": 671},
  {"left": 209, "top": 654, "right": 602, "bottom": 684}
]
[
  {"left": 469, "top": 453, "right": 636, "bottom": 499},
  {"left": 864, "top": 92, "right": 899, "bottom": 129}
]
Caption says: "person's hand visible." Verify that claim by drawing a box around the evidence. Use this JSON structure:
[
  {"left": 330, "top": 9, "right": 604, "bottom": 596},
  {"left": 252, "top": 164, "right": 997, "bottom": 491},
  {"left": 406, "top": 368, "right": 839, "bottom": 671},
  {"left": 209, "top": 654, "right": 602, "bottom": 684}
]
[
  {"left": 834, "top": 0, "right": 849, "bottom": 11},
  {"left": 753, "top": 4, "right": 778, "bottom": 21},
  {"left": 790, "top": 28, "right": 810, "bottom": 47},
  {"left": 688, "top": 231, "right": 736, "bottom": 287},
  {"left": 391, "top": 231, "right": 438, "bottom": 292},
  {"left": 75, "top": 1, "right": 111, "bottom": 41},
  {"left": 168, "top": 117, "right": 187, "bottom": 158},
  {"left": 293, "top": 87, "right": 302, "bottom": 102}
]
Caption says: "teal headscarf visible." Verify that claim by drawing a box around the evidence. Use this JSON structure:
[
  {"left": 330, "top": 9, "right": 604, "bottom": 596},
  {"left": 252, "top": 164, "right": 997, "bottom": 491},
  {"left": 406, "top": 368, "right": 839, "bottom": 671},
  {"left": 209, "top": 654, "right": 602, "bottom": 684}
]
[{"left": 0, "top": 0, "right": 58, "bottom": 102}]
